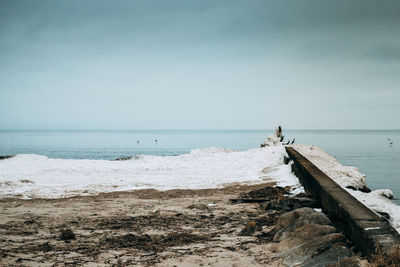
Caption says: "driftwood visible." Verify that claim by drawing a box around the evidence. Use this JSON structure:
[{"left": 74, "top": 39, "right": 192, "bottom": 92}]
[{"left": 229, "top": 198, "right": 269, "bottom": 204}]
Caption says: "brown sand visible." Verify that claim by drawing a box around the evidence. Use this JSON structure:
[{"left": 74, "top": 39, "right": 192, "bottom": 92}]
[{"left": 0, "top": 182, "right": 283, "bottom": 266}]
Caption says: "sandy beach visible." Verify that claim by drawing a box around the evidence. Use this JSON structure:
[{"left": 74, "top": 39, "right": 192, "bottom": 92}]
[{"left": 0, "top": 182, "right": 286, "bottom": 266}]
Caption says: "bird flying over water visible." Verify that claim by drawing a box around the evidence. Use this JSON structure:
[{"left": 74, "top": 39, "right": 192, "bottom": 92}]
[{"left": 387, "top": 138, "right": 393, "bottom": 145}]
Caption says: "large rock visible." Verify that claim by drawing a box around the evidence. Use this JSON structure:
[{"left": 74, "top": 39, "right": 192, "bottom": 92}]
[
  {"left": 272, "top": 208, "right": 353, "bottom": 267},
  {"left": 277, "top": 224, "right": 337, "bottom": 252},
  {"left": 274, "top": 210, "right": 333, "bottom": 242},
  {"left": 275, "top": 207, "right": 315, "bottom": 231},
  {"left": 279, "top": 233, "right": 346, "bottom": 267},
  {"left": 302, "top": 246, "right": 354, "bottom": 267}
]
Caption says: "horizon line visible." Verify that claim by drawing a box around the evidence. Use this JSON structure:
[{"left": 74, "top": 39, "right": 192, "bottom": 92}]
[{"left": 1, "top": 128, "right": 400, "bottom": 131}]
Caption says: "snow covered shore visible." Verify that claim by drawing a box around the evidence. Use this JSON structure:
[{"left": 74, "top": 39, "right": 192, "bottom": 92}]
[
  {"left": 292, "top": 144, "right": 400, "bottom": 233},
  {"left": 1, "top": 142, "right": 398, "bottom": 233},
  {"left": 0, "top": 146, "right": 300, "bottom": 199}
]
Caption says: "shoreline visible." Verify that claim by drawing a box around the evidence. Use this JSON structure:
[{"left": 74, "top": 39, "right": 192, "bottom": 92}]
[
  {"left": 1, "top": 143, "right": 399, "bottom": 265},
  {"left": 0, "top": 182, "right": 285, "bottom": 266}
]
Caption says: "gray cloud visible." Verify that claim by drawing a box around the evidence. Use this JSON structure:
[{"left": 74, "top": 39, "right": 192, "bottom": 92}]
[{"left": 1, "top": 0, "right": 400, "bottom": 129}]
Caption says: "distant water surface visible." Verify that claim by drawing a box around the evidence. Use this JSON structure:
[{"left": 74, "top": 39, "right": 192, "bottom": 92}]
[{"left": 0, "top": 129, "right": 399, "bottom": 203}]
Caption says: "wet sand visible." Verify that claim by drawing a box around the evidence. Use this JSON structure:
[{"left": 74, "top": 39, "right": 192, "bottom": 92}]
[{"left": 0, "top": 182, "right": 284, "bottom": 266}]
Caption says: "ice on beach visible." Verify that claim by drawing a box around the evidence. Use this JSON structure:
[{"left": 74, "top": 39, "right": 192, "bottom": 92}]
[
  {"left": 346, "top": 189, "right": 400, "bottom": 232},
  {"left": 0, "top": 146, "right": 300, "bottom": 199},
  {"left": 292, "top": 144, "right": 400, "bottom": 233}
]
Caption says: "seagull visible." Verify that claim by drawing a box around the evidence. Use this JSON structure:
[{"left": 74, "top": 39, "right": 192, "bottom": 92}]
[
  {"left": 290, "top": 138, "right": 295, "bottom": 145},
  {"left": 137, "top": 140, "right": 140, "bottom": 144},
  {"left": 387, "top": 138, "right": 393, "bottom": 145},
  {"left": 155, "top": 139, "right": 158, "bottom": 144}
]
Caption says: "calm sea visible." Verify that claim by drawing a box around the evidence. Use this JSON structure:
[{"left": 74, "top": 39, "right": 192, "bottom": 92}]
[{"left": 0, "top": 129, "right": 399, "bottom": 203}]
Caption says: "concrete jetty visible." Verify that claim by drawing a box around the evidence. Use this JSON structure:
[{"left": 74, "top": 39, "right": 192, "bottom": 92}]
[{"left": 285, "top": 146, "right": 400, "bottom": 256}]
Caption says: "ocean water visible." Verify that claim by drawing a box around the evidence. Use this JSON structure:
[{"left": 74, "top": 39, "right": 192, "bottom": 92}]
[{"left": 0, "top": 129, "right": 399, "bottom": 203}]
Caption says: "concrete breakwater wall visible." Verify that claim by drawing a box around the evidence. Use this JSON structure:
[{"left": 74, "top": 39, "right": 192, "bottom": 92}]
[{"left": 285, "top": 146, "right": 400, "bottom": 256}]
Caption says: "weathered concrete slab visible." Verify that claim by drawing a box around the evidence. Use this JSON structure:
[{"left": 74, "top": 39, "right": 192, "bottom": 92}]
[{"left": 285, "top": 146, "right": 400, "bottom": 256}]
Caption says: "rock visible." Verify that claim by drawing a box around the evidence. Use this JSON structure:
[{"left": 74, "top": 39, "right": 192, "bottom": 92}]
[
  {"left": 360, "top": 186, "right": 371, "bottom": 193},
  {"left": 60, "top": 229, "right": 75, "bottom": 241},
  {"left": 275, "top": 207, "right": 315, "bottom": 231},
  {"left": 346, "top": 186, "right": 357, "bottom": 191},
  {"left": 239, "top": 221, "right": 258, "bottom": 236},
  {"left": 277, "top": 224, "right": 337, "bottom": 252},
  {"left": 284, "top": 156, "right": 290, "bottom": 164},
  {"left": 274, "top": 209, "right": 332, "bottom": 242},
  {"left": 279, "top": 233, "right": 346, "bottom": 267},
  {"left": 302, "top": 246, "right": 354, "bottom": 267},
  {"left": 293, "top": 212, "right": 332, "bottom": 227},
  {"left": 328, "top": 256, "right": 363, "bottom": 267},
  {"left": 0, "top": 155, "right": 14, "bottom": 160}
]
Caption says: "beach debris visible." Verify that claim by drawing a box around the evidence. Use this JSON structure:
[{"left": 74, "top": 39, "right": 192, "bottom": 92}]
[
  {"left": 260, "top": 199, "right": 292, "bottom": 212},
  {"left": 230, "top": 186, "right": 288, "bottom": 204},
  {"left": 207, "top": 203, "right": 216, "bottom": 207},
  {"left": 19, "top": 179, "right": 34, "bottom": 184},
  {"left": 239, "top": 221, "right": 259, "bottom": 236},
  {"left": 102, "top": 232, "right": 209, "bottom": 251},
  {"left": 113, "top": 156, "right": 133, "bottom": 161},
  {"left": 38, "top": 242, "right": 53, "bottom": 252},
  {"left": 60, "top": 229, "right": 76, "bottom": 241}
]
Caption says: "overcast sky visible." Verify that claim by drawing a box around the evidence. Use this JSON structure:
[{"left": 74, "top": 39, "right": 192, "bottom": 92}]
[{"left": 1, "top": 0, "right": 399, "bottom": 129}]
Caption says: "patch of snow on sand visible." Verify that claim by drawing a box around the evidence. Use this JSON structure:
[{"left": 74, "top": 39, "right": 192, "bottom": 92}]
[
  {"left": 0, "top": 146, "right": 300, "bottom": 199},
  {"left": 292, "top": 144, "right": 400, "bottom": 233}
]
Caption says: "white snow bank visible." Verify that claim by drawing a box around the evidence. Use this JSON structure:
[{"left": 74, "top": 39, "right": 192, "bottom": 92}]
[
  {"left": 348, "top": 189, "right": 400, "bottom": 232},
  {"left": 291, "top": 144, "right": 367, "bottom": 190},
  {"left": 291, "top": 144, "right": 400, "bottom": 233},
  {"left": 262, "top": 134, "right": 282, "bottom": 146},
  {"left": 0, "top": 146, "right": 300, "bottom": 199}
]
